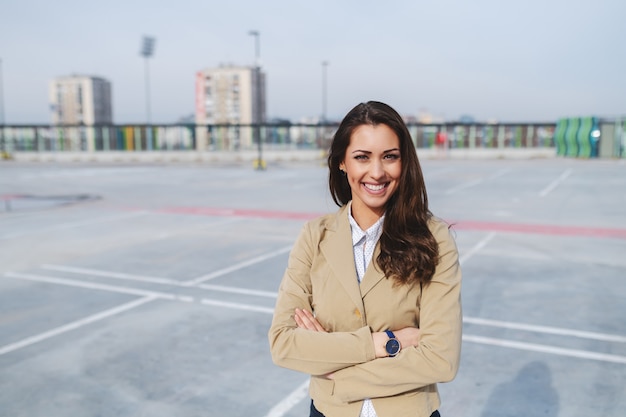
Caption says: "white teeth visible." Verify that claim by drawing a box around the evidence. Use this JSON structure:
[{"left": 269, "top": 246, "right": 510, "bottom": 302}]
[{"left": 364, "top": 183, "right": 385, "bottom": 191}]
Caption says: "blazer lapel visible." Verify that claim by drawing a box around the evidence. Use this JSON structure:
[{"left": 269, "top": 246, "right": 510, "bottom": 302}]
[
  {"left": 359, "top": 243, "right": 386, "bottom": 297},
  {"left": 319, "top": 206, "right": 365, "bottom": 311}
]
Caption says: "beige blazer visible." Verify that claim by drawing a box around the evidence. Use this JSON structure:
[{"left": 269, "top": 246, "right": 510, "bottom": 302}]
[{"left": 268, "top": 204, "right": 462, "bottom": 417}]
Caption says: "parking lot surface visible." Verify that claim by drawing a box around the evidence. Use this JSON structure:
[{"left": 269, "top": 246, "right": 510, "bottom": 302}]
[{"left": 1, "top": 158, "right": 625, "bottom": 416}]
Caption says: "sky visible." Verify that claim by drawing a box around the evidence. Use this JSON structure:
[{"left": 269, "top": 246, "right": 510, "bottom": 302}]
[{"left": 1, "top": 0, "right": 625, "bottom": 124}]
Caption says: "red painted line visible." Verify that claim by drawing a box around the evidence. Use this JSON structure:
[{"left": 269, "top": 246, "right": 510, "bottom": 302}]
[
  {"left": 159, "top": 206, "right": 323, "bottom": 221},
  {"left": 158, "top": 206, "right": 626, "bottom": 239},
  {"left": 0, "top": 194, "right": 22, "bottom": 201},
  {"left": 452, "top": 220, "right": 626, "bottom": 239}
]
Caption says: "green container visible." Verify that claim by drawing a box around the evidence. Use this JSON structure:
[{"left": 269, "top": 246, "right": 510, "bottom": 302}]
[
  {"left": 554, "top": 119, "right": 567, "bottom": 155},
  {"left": 564, "top": 118, "right": 580, "bottom": 157},
  {"left": 576, "top": 117, "right": 593, "bottom": 158}
]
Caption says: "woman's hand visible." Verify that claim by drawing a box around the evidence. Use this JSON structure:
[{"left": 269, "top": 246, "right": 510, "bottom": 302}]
[
  {"left": 372, "top": 326, "right": 421, "bottom": 358},
  {"left": 294, "top": 308, "right": 327, "bottom": 332},
  {"left": 394, "top": 326, "right": 421, "bottom": 350}
]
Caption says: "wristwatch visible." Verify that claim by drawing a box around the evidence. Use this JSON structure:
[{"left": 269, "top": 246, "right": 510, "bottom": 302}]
[{"left": 384, "top": 330, "right": 401, "bottom": 357}]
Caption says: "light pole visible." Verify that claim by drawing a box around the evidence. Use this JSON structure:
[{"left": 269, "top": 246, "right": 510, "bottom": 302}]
[
  {"left": 0, "top": 58, "right": 4, "bottom": 125},
  {"left": 0, "top": 58, "right": 5, "bottom": 155},
  {"left": 248, "top": 30, "right": 264, "bottom": 170},
  {"left": 321, "top": 60, "right": 329, "bottom": 123},
  {"left": 140, "top": 36, "right": 156, "bottom": 125}
]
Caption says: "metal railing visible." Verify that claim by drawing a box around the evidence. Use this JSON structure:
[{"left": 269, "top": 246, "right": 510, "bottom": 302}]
[{"left": 0, "top": 122, "right": 558, "bottom": 154}]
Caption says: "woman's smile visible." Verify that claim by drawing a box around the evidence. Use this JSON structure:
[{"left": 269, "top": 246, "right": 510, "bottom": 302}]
[{"left": 362, "top": 182, "right": 388, "bottom": 193}]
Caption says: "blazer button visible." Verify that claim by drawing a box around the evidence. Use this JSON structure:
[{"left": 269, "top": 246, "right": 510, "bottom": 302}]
[{"left": 354, "top": 308, "right": 361, "bottom": 318}]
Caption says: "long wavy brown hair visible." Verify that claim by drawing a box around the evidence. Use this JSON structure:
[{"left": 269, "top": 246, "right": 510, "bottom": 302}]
[{"left": 328, "top": 101, "right": 439, "bottom": 285}]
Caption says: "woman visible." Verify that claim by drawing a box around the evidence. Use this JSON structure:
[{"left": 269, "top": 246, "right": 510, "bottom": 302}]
[{"left": 268, "top": 101, "right": 462, "bottom": 417}]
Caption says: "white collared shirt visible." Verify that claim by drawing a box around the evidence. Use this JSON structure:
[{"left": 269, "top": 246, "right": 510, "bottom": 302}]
[
  {"left": 347, "top": 203, "right": 384, "bottom": 417},
  {"left": 348, "top": 205, "right": 385, "bottom": 283}
]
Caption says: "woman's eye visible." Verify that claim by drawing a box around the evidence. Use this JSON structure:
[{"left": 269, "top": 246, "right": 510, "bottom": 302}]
[
  {"left": 384, "top": 154, "right": 400, "bottom": 160},
  {"left": 354, "top": 155, "right": 368, "bottom": 160}
]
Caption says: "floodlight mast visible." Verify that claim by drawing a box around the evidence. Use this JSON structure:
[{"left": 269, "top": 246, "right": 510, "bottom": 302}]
[
  {"left": 0, "top": 58, "right": 5, "bottom": 154},
  {"left": 140, "top": 36, "right": 156, "bottom": 124},
  {"left": 248, "top": 30, "right": 264, "bottom": 170},
  {"left": 322, "top": 60, "right": 329, "bottom": 123},
  {"left": 0, "top": 58, "right": 4, "bottom": 126}
]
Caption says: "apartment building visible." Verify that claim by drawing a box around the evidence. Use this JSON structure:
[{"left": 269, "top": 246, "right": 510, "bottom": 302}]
[
  {"left": 48, "top": 75, "right": 113, "bottom": 152},
  {"left": 195, "top": 65, "right": 266, "bottom": 149},
  {"left": 49, "top": 75, "right": 113, "bottom": 125}
]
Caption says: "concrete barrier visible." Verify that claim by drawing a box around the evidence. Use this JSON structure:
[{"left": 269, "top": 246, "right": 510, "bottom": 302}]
[{"left": 7, "top": 147, "right": 557, "bottom": 164}]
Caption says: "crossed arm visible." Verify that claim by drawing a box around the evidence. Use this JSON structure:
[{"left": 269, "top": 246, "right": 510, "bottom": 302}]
[{"left": 293, "top": 307, "right": 421, "bottom": 375}]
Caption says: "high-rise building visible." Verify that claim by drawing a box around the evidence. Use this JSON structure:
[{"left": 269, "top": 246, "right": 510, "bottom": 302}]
[
  {"left": 49, "top": 75, "right": 113, "bottom": 125},
  {"left": 195, "top": 65, "right": 266, "bottom": 149}
]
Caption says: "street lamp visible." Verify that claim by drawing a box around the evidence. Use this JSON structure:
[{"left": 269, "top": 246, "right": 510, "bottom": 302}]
[
  {"left": 248, "top": 30, "right": 265, "bottom": 170},
  {"left": 140, "top": 36, "right": 156, "bottom": 124},
  {"left": 0, "top": 58, "right": 4, "bottom": 126},
  {"left": 0, "top": 58, "right": 5, "bottom": 155},
  {"left": 321, "top": 60, "right": 329, "bottom": 123}
]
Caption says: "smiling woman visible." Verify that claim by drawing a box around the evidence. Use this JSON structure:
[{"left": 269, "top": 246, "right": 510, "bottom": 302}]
[{"left": 269, "top": 101, "right": 462, "bottom": 417}]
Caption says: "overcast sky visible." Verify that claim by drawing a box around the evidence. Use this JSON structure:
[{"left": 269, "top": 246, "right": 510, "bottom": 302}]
[{"left": 1, "top": 0, "right": 625, "bottom": 124}]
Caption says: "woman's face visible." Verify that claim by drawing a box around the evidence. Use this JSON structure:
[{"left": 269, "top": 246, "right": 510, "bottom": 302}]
[{"left": 340, "top": 123, "right": 402, "bottom": 226}]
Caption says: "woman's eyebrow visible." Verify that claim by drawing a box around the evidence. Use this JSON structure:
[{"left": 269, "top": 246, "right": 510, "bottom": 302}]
[{"left": 350, "top": 148, "right": 400, "bottom": 154}]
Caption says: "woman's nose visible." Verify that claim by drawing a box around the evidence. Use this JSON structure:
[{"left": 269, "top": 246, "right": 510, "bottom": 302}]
[{"left": 369, "top": 160, "right": 385, "bottom": 179}]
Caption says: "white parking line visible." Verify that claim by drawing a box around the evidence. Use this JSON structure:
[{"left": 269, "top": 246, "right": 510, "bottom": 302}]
[
  {"left": 464, "top": 316, "right": 626, "bottom": 343},
  {"left": 183, "top": 245, "right": 292, "bottom": 286},
  {"left": 445, "top": 178, "right": 484, "bottom": 195},
  {"left": 263, "top": 379, "right": 310, "bottom": 417},
  {"left": 14, "top": 264, "right": 626, "bottom": 345},
  {"left": 42, "top": 264, "right": 182, "bottom": 286},
  {"left": 4, "top": 272, "right": 195, "bottom": 303},
  {"left": 0, "top": 296, "right": 156, "bottom": 356},
  {"left": 5, "top": 270, "right": 626, "bottom": 365},
  {"left": 539, "top": 168, "right": 572, "bottom": 197},
  {"left": 463, "top": 334, "right": 626, "bottom": 364},
  {"left": 34, "top": 262, "right": 626, "bottom": 344},
  {"left": 198, "top": 283, "right": 277, "bottom": 298},
  {"left": 42, "top": 264, "right": 278, "bottom": 297},
  {"left": 200, "top": 298, "right": 274, "bottom": 314},
  {"left": 444, "top": 169, "right": 509, "bottom": 195},
  {"left": 459, "top": 232, "right": 496, "bottom": 264}
]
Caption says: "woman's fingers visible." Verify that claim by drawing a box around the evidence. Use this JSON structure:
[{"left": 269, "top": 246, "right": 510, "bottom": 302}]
[
  {"left": 294, "top": 308, "right": 314, "bottom": 330},
  {"left": 294, "top": 308, "right": 327, "bottom": 332},
  {"left": 395, "top": 327, "right": 421, "bottom": 349}
]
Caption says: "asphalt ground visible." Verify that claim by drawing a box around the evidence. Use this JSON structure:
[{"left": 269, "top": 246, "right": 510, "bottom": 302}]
[{"left": 1, "top": 157, "right": 625, "bottom": 417}]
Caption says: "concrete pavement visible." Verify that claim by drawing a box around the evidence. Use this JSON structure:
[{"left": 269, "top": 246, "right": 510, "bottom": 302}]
[{"left": 1, "top": 158, "right": 625, "bottom": 416}]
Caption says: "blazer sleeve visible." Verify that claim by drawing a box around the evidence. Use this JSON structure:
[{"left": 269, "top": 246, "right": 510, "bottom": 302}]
[
  {"left": 331, "top": 220, "right": 463, "bottom": 402},
  {"left": 268, "top": 221, "right": 377, "bottom": 376}
]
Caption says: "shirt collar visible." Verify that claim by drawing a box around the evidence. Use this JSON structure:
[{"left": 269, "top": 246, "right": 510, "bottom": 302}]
[{"left": 347, "top": 202, "right": 385, "bottom": 247}]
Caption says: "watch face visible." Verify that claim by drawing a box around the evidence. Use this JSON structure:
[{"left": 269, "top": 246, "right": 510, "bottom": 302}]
[{"left": 385, "top": 338, "right": 401, "bottom": 356}]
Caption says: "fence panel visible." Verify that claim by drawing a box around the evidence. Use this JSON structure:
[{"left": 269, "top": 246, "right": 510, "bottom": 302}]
[{"left": 0, "top": 121, "right": 567, "bottom": 156}]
